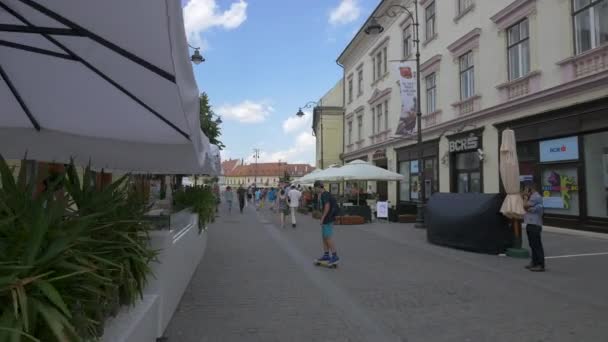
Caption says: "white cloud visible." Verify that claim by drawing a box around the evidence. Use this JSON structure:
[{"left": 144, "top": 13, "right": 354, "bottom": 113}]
[
  {"left": 329, "top": 0, "right": 361, "bottom": 26},
  {"left": 183, "top": 0, "right": 247, "bottom": 46},
  {"left": 220, "top": 149, "right": 232, "bottom": 160},
  {"left": 282, "top": 111, "right": 312, "bottom": 133},
  {"left": 216, "top": 100, "right": 274, "bottom": 123},
  {"left": 244, "top": 132, "right": 316, "bottom": 165}
]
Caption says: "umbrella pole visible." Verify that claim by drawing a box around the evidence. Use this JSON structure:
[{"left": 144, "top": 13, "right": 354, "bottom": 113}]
[
  {"left": 513, "top": 219, "right": 522, "bottom": 249},
  {"left": 506, "top": 218, "right": 530, "bottom": 258}
]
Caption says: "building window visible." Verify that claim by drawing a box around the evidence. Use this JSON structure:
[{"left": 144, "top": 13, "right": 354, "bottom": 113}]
[
  {"left": 458, "top": 0, "right": 473, "bottom": 15},
  {"left": 584, "top": 131, "right": 608, "bottom": 218},
  {"left": 384, "top": 100, "right": 389, "bottom": 130},
  {"left": 372, "top": 57, "right": 376, "bottom": 81},
  {"left": 357, "top": 116, "right": 363, "bottom": 140},
  {"left": 376, "top": 103, "right": 383, "bottom": 133},
  {"left": 348, "top": 78, "right": 353, "bottom": 103},
  {"left": 572, "top": 0, "right": 608, "bottom": 54},
  {"left": 348, "top": 121, "right": 353, "bottom": 144},
  {"left": 371, "top": 107, "right": 376, "bottom": 134},
  {"left": 507, "top": 19, "right": 530, "bottom": 80},
  {"left": 459, "top": 51, "right": 475, "bottom": 100},
  {"left": 399, "top": 161, "right": 411, "bottom": 201},
  {"left": 357, "top": 69, "right": 363, "bottom": 96},
  {"left": 425, "top": 1, "right": 436, "bottom": 41},
  {"left": 403, "top": 25, "right": 412, "bottom": 58},
  {"left": 376, "top": 51, "right": 383, "bottom": 79},
  {"left": 425, "top": 73, "right": 437, "bottom": 113},
  {"left": 383, "top": 46, "right": 388, "bottom": 74}
]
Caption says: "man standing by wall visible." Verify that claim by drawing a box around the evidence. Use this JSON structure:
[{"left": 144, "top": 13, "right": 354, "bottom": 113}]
[{"left": 287, "top": 185, "right": 302, "bottom": 228}]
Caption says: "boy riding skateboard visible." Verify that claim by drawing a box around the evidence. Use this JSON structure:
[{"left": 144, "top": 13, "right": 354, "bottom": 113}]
[{"left": 314, "top": 181, "right": 339, "bottom": 266}]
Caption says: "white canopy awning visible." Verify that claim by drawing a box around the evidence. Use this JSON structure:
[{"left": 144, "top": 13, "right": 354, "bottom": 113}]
[
  {"left": 0, "top": 0, "right": 214, "bottom": 174},
  {"left": 314, "top": 160, "right": 405, "bottom": 182}
]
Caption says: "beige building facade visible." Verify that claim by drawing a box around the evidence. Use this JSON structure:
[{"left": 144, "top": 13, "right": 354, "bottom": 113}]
[
  {"left": 338, "top": 0, "right": 608, "bottom": 231},
  {"left": 314, "top": 80, "right": 345, "bottom": 169}
]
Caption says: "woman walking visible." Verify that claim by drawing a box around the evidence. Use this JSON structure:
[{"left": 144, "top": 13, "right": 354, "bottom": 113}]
[
  {"left": 278, "top": 189, "right": 290, "bottom": 228},
  {"left": 224, "top": 186, "right": 234, "bottom": 214}
]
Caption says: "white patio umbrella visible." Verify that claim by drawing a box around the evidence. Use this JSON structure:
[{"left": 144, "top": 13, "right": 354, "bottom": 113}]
[
  {"left": 0, "top": 0, "right": 210, "bottom": 174},
  {"left": 499, "top": 129, "right": 526, "bottom": 219},
  {"left": 316, "top": 160, "right": 405, "bottom": 182},
  {"left": 293, "top": 166, "right": 338, "bottom": 184}
]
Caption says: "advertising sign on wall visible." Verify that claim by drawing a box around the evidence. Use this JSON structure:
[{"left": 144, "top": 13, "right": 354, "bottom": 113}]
[{"left": 539, "top": 136, "right": 579, "bottom": 162}]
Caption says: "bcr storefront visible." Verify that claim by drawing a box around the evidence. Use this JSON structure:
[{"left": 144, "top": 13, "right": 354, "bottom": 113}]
[{"left": 496, "top": 98, "right": 608, "bottom": 232}]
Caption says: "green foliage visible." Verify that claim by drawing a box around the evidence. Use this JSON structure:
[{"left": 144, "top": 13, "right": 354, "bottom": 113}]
[
  {"left": 173, "top": 186, "right": 216, "bottom": 233},
  {"left": 199, "top": 93, "right": 225, "bottom": 150},
  {"left": 0, "top": 156, "right": 157, "bottom": 341}
]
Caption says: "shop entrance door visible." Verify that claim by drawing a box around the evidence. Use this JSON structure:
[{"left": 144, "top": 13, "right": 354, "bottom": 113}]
[{"left": 375, "top": 159, "right": 388, "bottom": 201}]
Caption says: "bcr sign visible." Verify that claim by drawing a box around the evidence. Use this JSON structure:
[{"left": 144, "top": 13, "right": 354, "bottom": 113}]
[{"left": 449, "top": 134, "right": 479, "bottom": 152}]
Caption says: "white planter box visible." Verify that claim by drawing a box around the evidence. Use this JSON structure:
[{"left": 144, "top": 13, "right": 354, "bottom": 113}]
[{"left": 102, "top": 210, "right": 207, "bottom": 342}]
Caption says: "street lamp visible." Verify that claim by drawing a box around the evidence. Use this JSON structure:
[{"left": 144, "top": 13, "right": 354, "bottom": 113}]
[
  {"left": 188, "top": 44, "right": 205, "bottom": 65},
  {"left": 295, "top": 101, "right": 319, "bottom": 117},
  {"left": 364, "top": 1, "right": 426, "bottom": 228}
]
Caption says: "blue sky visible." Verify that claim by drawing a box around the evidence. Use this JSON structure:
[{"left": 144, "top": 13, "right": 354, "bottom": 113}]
[{"left": 183, "top": 0, "right": 376, "bottom": 165}]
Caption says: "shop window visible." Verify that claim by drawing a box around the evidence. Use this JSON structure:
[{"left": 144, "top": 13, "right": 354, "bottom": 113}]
[
  {"left": 541, "top": 166, "right": 580, "bottom": 216},
  {"left": 399, "top": 161, "right": 411, "bottom": 201},
  {"left": 455, "top": 151, "right": 481, "bottom": 193},
  {"left": 517, "top": 141, "right": 538, "bottom": 189},
  {"left": 584, "top": 131, "right": 608, "bottom": 218}
]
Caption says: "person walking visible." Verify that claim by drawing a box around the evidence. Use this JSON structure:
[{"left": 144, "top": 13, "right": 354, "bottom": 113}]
[
  {"left": 254, "top": 188, "right": 261, "bottom": 211},
  {"left": 277, "top": 189, "right": 289, "bottom": 228},
  {"left": 224, "top": 186, "right": 234, "bottom": 213},
  {"left": 237, "top": 185, "right": 246, "bottom": 214},
  {"left": 523, "top": 183, "right": 545, "bottom": 272},
  {"left": 287, "top": 185, "right": 302, "bottom": 228},
  {"left": 314, "top": 181, "right": 339, "bottom": 265},
  {"left": 267, "top": 187, "right": 277, "bottom": 212}
]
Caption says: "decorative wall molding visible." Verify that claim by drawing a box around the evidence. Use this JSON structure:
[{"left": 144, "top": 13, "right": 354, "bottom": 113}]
[
  {"left": 420, "top": 54, "right": 442, "bottom": 76},
  {"left": 447, "top": 28, "right": 481, "bottom": 57},
  {"left": 451, "top": 94, "right": 481, "bottom": 116},
  {"left": 496, "top": 70, "right": 542, "bottom": 101},
  {"left": 422, "top": 110, "right": 442, "bottom": 128},
  {"left": 368, "top": 36, "right": 390, "bottom": 56},
  {"left": 557, "top": 44, "right": 608, "bottom": 82},
  {"left": 490, "top": 0, "right": 536, "bottom": 31},
  {"left": 368, "top": 87, "right": 392, "bottom": 104},
  {"left": 419, "top": 0, "right": 433, "bottom": 7}
]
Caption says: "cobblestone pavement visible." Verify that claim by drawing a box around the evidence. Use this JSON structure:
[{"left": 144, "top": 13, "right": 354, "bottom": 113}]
[{"left": 164, "top": 203, "right": 608, "bottom": 342}]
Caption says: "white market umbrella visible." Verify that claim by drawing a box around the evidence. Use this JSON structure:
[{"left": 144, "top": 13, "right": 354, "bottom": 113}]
[
  {"left": 293, "top": 168, "right": 322, "bottom": 185},
  {"left": 499, "top": 129, "right": 526, "bottom": 219},
  {"left": 317, "top": 160, "right": 405, "bottom": 182},
  {"left": 0, "top": 0, "right": 208, "bottom": 174}
]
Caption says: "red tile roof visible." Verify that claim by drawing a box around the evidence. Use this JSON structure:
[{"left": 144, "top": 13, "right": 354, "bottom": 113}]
[{"left": 221, "top": 159, "right": 241, "bottom": 175}]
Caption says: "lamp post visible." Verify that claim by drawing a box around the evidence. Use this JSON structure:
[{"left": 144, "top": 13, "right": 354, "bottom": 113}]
[
  {"left": 365, "top": 0, "right": 425, "bottom": 228},
  {"left": 253, "top": 148, "right": 260, "bottom": 187},
  {"left": 295, "top": 101, "right": 319, "bottom": 118},
  {"left": 188, "top": 43, "right": 205, "bottom": 65}
]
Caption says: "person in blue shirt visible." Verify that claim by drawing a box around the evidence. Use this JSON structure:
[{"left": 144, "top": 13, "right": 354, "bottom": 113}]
[
  {"left": 314, "top": 181, "right": 339, "bottom": 265},
  {"left": 523, "top": 182, "right": 545, "bottom": 272},
  {"left": 267, "top": 187, "right": 277, "bottom": 211}
]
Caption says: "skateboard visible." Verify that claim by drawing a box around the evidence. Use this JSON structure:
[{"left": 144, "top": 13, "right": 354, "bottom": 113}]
[{"left": 314, "top": 259, "right": 339, "bottom": 269}]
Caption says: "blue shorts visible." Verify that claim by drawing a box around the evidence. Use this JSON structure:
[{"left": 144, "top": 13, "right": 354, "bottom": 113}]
[{"left": 322, "top": 223, "right": 334, "bottom": 239}]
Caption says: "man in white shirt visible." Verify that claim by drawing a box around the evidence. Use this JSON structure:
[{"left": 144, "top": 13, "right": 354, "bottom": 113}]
[{"left": 287, "top": 185, "right": 302, "bottom": 228}]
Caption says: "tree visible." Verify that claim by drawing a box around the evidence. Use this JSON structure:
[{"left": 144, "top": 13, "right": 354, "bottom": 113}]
[{"left": 199, "top": 92, "right": 225, "bottom": 150}]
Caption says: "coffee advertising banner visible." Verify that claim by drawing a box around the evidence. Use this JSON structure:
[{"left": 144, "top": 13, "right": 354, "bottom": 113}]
[{"left": 395, "top": 62, "right": 417, "bottom": 136}]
